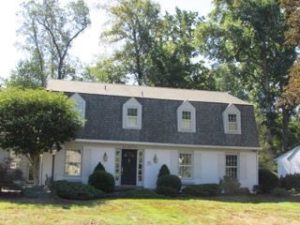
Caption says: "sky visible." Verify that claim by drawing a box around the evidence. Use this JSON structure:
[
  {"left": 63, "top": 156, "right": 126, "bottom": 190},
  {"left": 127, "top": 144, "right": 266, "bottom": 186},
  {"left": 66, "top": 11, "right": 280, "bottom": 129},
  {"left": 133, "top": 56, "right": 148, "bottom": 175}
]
[{"left": 0, "top": 0, "right": 212, "bottom": 80}]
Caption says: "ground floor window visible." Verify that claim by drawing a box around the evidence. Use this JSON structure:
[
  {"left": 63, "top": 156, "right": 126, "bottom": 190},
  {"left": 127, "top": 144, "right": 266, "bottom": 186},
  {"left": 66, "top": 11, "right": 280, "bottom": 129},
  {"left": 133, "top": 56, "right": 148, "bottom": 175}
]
[
  {"left": 225, "top": 154, "right": 238, "bottom": 179},
  {"left": 65, "top": 149, "right": 82, "bottom": 176},
  {"left": 179, "top": 152, "right": 193, "bottom": 179}
]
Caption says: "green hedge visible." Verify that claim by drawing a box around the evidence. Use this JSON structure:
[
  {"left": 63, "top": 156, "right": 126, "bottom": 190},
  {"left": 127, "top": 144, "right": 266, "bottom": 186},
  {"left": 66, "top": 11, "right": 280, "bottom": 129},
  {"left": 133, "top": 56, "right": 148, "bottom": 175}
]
[
  {"left": 182, "top": 184, "right": 221, "bottom": 197},
  {"left": 280, "top": 174, "right": 300, "bottom": 191},
  {"left": 53, "top": 180, "right": 103, "bottom": 200},
  {"left": 88, "top": 171, "right": 115, "bottom": 193},
  {"left": 258, "top": 169, "right": 279, "bottom": 193}
]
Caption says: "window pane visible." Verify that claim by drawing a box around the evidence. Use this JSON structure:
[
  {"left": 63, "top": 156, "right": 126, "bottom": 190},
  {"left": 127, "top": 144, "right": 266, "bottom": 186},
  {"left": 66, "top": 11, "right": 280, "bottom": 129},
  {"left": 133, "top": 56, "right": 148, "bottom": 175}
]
[
  {"left": 179, "top": 166, "right": 192, "bottom": 178},
  {"left": 128, "top": 116, "right": 138, "bottom": 126},
  {"left": 65, "top": 149, "right": 81, "bottom": 176},
  {"left": 128, "top": 108, "right": 138, "bottom": 116},
  {"left": 228, "top": 114, "right": 237, "bottom": 122},
  {"left": 179, "top": 153, "right": 192, "bottom": 165},
  {"left": 225, "top": 155, "right": 238, "bottom": 179},
  {"left": 228, "top": 122, "right": 238, "bottom": 131},
  {"left": 179, "top": 153, "right": 193, "bottom": 179},
  {"left": 226, "top": 155, "right": 237, "bottom": 167},
  {"left": 182, "top": 119, "right": 192, "bottom": 129},
  {"left": 182, "top": 111, "right": 191, "bottom": 120}
]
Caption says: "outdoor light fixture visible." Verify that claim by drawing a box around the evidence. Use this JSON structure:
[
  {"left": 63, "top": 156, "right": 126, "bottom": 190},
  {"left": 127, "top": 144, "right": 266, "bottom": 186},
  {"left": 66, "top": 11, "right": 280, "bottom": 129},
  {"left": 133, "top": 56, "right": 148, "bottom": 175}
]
[
  {"left": 153, "top": 154, "right": 158, "bottom": 164},
  {"left": 103, "top": 152, "right": 108, "bottom": 162}
]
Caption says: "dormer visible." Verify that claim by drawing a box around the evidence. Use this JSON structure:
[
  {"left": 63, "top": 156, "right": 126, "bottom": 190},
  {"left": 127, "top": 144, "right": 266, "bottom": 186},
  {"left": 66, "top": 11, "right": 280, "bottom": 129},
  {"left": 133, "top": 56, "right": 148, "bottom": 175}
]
[
  {"left": 70, "top": 93, "right": 86, "bottom": 118},
  {"left": 223, "top": 104, "right": 241, "bottom": 134},
  {"left": 122, "top": 98, "right": 142, "bottom": 129},
  {"left": 177, "top": 101, "right": 196, "bottom": 133}
]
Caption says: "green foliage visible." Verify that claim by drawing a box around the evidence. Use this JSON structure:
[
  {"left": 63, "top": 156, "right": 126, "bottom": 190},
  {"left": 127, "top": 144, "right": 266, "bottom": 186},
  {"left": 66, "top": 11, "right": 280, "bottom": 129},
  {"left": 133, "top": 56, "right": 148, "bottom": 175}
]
[
  {"left": 155, "top": 186, "right": 179, "bottom": 197},
  {"left": 0, "top": 158, "right": 23, "bottom": 191},
  {"left": 156, "top": 175, "right": 182, "bottom": 192},
  {"left": 280, "top": 174, "right": 300, "bottom": 191},
  {"left": 271, "top": 187, "right": 290, "bottom": 197},
  {"left": 88, "top": 171, "right": 115, "bottom": 193},
  {"left": 258, "top": 168, "right": 279, "bottom": 193},
  {"left": 22, "top": 185, "right": 48, "bottom": 198},
  {"left": 93, "top": 162, "right": 106, "bottom": 173},
  {"left": 158, "top": 164, "right": 170, "bottom": 178},
  {"left": 53, "top": 180, "right": 103, "bottom": 200},
  {"left": 182, "top": 184, "right": 221, "bottom": 197},
  {"left": 122, "top": 188, "right": 162, "bottom": 198},
  {"left": 0, "top": 88, "right": 83, "bottom": 184},
  {"left": 219, "top": 176, "right": 241, "bottom": 194}
]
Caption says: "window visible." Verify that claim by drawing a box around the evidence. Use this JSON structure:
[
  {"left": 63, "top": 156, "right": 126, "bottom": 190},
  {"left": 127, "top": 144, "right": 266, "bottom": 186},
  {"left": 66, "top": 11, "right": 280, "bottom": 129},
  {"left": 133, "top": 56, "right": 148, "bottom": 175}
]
[
  {"left": 177, "top": 101, "right": 196, "bottom": 132},
  {"left": 70, "top": 93, "right": 86, "bottom": 118},
  {"left": 223, "top": 104, "right": 241, "bottom": 134},
  {"left": 65, "top": 149, "right": 82, "bottom": 176},
  {"left": 122, "top": 98, "right": 142, "bottom": 129},
  {"left": 115, "top": 149, "right": 121, "bottom": 184},
  {"left": 228, "top": 114, "right": 238, "bottom": 131},
  {"left": 179, "top": 152, "right": 193, "bottom": 179},
  {"left": 225, "top": 154, "right": 238, "bottom": 179}
]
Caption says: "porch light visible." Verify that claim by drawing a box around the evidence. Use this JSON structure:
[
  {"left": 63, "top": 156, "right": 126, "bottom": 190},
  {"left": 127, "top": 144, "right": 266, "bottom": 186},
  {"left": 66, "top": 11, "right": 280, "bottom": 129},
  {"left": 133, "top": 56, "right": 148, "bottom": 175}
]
[
  {"left": 103, "top": 152, "right": 108, "bottom": 162},
  {"left": 153, "top": 154, "right": 158, "bottom": 164}
]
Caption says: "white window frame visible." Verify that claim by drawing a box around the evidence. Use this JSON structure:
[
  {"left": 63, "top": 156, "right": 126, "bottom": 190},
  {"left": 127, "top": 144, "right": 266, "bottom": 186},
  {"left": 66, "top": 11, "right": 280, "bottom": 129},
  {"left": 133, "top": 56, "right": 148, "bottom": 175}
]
[
  {"left": 178, "top": 152, "right": 193, "bottom": 180},
  {"left": 64, "top": 148, "right": 82, "bottom": 177},
  {"left": 223, "top": 104, "right": 241, "bottom": 134},
  {"left": 225, "top": 153, "right": 239, "bottom": 180},
  {"left": 70, "top": 93, "right": 86, "bottom": 118},
  {"left": 122, "top": 98, "right": 142, "bottom": 129},
  {"left": 177, "top": 101, "right": 196, "bottom": 133}
]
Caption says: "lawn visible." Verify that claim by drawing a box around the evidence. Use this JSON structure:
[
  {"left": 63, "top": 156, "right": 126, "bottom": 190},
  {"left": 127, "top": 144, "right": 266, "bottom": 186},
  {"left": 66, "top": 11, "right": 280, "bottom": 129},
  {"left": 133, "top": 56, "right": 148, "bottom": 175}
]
[{"left": 0, "top": 196, "right": 299, "bottom": 225}]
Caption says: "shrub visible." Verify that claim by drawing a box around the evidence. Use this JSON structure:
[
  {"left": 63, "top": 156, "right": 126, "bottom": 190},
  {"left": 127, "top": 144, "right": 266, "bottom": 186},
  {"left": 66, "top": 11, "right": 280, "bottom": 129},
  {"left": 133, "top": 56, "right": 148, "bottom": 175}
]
[
  {"left": 22, "top": 186, "right": 48, "bottom": 198},
  {"left": 271, "top": 187, "right": 289, "bottom": 197},
  {"left": 219, "top": 176, "right": 240, "bottom": 194},
  {"left": 156, "top": 175, "right": 182, "bottom": 191},
  {"left": 280, "top": 174, "right": 300, "bottom": 191},
  {"left": 88, "top": 171, "right": 115, "bottom": 193},
  {"left": 53, "top": 180, "right": 103, "bottom": 200},
  {"left": 0, "top": 158, "right": 23, "bottom": 191},
  {"left": 158, "top": 164, "right": 170, "bottom": 178},
  {"left": 122, "top": 188, "right": 162, "bottom": 198},
  {"left": 182, "top": 184, "right": 221, "bottom": 197},
  {"left": 156, "top": 186, "right": 179, "bottom": 197},
  {"left": 93, "top": 162, "right": 106, "bottom": 173},
  {"left": 258, "top": 168, "right": 279, "bottom": 193}
]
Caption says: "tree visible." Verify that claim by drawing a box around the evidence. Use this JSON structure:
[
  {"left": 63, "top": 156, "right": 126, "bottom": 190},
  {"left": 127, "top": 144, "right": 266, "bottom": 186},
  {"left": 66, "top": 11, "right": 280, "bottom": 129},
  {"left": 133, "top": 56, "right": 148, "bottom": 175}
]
[
  {"left": 195, "top": 0, "right": 296, "bottom": 152},
  {"left": 0, "top": 89, "right": 83, "bottom": 184},
  {"left": 102, "top": 0, "right": 160, "bottom": 85},
  {"left": 280, "top": 0, "right": 300, "bottom": 117},
  {"left": 14, "top": 0, "right": 90, "bottom": 86}
]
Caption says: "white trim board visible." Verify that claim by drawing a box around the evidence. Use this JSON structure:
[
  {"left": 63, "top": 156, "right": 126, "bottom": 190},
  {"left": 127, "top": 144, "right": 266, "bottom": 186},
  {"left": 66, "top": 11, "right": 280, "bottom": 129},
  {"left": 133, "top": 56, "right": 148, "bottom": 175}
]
[{"left": 75, "top": 139, "right": 261, "bottom": 151}]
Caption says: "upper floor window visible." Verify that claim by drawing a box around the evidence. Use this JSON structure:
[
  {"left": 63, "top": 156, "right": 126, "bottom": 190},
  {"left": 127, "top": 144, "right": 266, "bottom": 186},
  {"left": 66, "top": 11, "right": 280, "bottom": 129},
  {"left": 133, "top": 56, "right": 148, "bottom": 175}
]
[
  {"left": 123, "top": 98, "right": 142, "bottom": 129},
  {"left": 223, "top": 104, "right": 241, "bottom": 134},
  {"left": 70, "top": 93, "right": 86, "bottom": 118},
  {"left": 225, "top": 154, "right": 239, "bottom": 179},
  {"left": 65, "top": 148, "right": 82, "bottom": 176},
  {"left": 177, "top": 101, "right": 196, "bottom": 133}
]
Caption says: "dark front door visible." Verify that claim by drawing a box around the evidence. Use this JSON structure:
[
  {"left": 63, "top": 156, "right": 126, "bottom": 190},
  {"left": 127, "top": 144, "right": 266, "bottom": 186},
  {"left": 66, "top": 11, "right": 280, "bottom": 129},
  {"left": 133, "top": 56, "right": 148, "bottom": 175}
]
[{"left": 121, "top": 149, "right": 137, "bottom": 185}]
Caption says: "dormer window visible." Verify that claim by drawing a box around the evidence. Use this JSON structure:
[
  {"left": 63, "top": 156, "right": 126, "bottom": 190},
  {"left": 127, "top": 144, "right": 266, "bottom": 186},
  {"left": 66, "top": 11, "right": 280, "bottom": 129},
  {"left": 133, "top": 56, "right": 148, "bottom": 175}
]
[
  {"left": 177, "top": 101, "right": 196, "bottom": 133},
  {"left": 123, "top": 98, "right": 142, "bottom": 129},
  {"left": 70, "top": 93, "right": 86, "bottom": 118},
  {"left": 223, "top": 104, "right": 241, "bottom": 134}
]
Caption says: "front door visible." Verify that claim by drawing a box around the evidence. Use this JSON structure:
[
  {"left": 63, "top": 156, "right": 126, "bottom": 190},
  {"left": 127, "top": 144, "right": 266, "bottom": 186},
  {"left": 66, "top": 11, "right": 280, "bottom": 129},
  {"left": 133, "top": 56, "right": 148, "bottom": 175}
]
[{"left": 121, "top": 149, "right": 137, "bottom": 185}]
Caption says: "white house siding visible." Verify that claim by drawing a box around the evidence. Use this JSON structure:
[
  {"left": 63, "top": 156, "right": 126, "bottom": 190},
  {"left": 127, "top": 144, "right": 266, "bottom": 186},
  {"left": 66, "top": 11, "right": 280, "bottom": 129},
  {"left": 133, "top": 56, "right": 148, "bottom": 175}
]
[{"left": 39, "top": 142, "right": 258, "bottom": 191}]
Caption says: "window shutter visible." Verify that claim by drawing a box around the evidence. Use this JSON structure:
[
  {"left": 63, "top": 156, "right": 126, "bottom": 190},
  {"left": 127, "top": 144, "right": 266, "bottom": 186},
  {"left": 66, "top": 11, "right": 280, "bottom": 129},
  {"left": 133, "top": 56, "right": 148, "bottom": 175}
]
[
  {"left": 170, "top": 150, "right": 178, "bottom": 175},
  {"left": 218, "top": 153, "right": 225, "bottom": 180},
  {"left": 239, "top": 153, "right": 247, "bottom": 180}
]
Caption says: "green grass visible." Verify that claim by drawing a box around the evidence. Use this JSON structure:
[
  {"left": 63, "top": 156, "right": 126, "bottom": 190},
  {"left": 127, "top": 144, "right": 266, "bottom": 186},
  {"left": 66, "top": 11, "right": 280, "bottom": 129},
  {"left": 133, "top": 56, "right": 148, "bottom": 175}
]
[{"left": 0, "top": 196, "right": 299, "bottom": 225}]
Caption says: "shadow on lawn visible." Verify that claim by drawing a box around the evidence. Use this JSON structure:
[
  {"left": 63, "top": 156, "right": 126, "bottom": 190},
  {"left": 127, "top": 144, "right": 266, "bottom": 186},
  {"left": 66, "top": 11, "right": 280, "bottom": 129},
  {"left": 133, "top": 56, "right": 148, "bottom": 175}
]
[{"left": 0, "top": 191, "right": 299, "bottom": 207}]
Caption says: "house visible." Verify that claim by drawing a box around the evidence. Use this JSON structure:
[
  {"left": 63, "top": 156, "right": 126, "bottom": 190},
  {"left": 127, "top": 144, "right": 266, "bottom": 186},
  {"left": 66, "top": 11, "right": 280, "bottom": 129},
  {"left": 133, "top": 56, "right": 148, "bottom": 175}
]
[
  {"left": 38, "top": 79, "right": 260, "bottom": 190},
  {"left": 276, "top": 145, "right": 300, "bottom": 177}
]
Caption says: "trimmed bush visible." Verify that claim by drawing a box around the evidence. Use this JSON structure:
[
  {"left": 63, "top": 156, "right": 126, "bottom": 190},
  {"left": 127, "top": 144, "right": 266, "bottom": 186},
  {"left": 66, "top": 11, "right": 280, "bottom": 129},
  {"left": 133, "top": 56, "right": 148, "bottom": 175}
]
[
  {"left": 183, "top": 184, "right": 221, "bottom": 197},
  {"left": 94, "top": 162, "right": 106, "bottom": 173},
  {"left": 158, "top": 164, "right": 170, "bottom": 178},
  {"left": 156, "top": 175, "right": 182, "bottom": 191},
  {"left": 271, "top": 187, "right": 289, "bottom": 197},
  {"left": 156, "top": 186, "right": 179, "bottom": 197},
  {"left": 219, "top": 176, "right": 240, "bottom": 194},
  {"left": 280, "top": 174, "right": 300, "bottom": 191},
  {"left": 88, "top": 171, "right": 115, "bottom": 193},
  {"left": 258, "top": 168, "right": 279, "bottom": 193},
  {"left": 53, "top": 180, "right": 103, "bottom": 200},
  {"left": 0, "top": 158, "right": 23, "bottom": 191}
]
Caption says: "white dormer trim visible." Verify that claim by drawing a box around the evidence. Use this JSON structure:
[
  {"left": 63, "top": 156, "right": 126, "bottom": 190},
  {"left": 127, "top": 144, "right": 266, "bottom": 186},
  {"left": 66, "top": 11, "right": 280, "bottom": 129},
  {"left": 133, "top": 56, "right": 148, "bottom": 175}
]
[
  {"left": 122, "top": 98, "right": 142, "bottom": 130},
  {"left": 223, "top": 104, "right": 241, "bottom": 134},
  {"left": 177, "top": 101, "right": 196, "bottom": 133},
  {"left": 70, "top": 93, "right": 86, "bottom": 118}
]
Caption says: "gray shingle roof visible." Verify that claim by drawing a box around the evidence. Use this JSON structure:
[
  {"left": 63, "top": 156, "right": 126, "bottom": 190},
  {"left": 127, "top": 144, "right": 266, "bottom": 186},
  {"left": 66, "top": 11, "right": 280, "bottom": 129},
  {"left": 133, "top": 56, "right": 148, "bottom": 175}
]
[
  {"left": 47, "top": 79, "right": 252, "bottom": 105},
  {"left": 47, "top": 80, "right": 259, "bottom": 148}
]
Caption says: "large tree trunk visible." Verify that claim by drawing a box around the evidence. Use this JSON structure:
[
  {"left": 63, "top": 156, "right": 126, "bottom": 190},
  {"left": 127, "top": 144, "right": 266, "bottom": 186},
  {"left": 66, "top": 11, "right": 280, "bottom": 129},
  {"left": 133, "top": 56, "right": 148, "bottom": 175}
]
[{"left": 29, "top": 154, "right": 40, "bottom": 185}]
